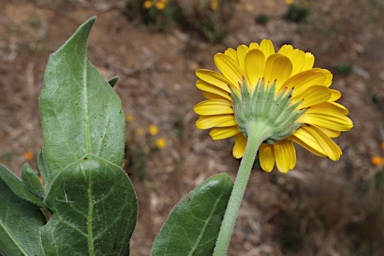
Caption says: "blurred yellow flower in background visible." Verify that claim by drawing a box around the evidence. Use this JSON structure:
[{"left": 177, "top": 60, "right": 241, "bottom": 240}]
[
  {"left": 143, "top": 0, "right": 152, "bottom": 9},
  {"left": 136, "top": 128, "right": 145, "bottom": 136},
  {"left": 149, "top": 125, "right": 159, "bottom": 135},
  {"left": 125, "top": 114, "right": 134, "bottom": 122},
  {"left": 24, "top": 150, "right": 33, "bottom": 161},
  {"left": 156, "top": 138, "right": 167, "bottom": 149}
]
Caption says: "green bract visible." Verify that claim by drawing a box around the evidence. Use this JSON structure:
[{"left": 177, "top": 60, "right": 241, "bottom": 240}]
[{"left": 230, "top": 79, "right": 304, "bottom": 144}]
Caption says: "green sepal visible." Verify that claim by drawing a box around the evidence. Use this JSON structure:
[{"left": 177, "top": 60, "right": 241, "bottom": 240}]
[
  {"left": 108, "top": 76, "right": 119, "bottom": 87},
  {"left": 39, "top": 154, "right": 137, "bottom": 256},
  {"left": 0, "top": 164, "right": 46, "bottom": 208},
  {"left": 0, "top": 178, "right": 46, "bottom": 256},
  {"left": 21, "top": 163, "right": 45, "bottom": 198},
  {"left": 150, "top": 173, "right": 234, "bottom": 256}
]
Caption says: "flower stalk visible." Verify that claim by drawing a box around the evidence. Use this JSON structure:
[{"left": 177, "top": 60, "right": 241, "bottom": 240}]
[{"left": 213, "top": 120, "right": 271, "bottom": 255}]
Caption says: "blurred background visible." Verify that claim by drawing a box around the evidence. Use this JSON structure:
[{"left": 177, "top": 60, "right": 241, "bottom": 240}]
[{"left": 1, "top": 0, "right": 384, "bottom": 255}]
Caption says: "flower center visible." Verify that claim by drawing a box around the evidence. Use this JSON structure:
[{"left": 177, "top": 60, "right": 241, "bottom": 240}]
[{"left": 230, "top": 79, "right": 305, "bottom": 144}]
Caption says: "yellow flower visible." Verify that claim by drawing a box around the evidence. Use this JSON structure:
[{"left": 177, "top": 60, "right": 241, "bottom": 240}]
[
  {"left": 156, "top": 138, "right": 167, "bottom": 149},
  {"left": 210, "top": 0, "right": 219, "bottom": 11},
  {"left": 143, "top": 0, "right": 153, "bottom": 9},
  {"left": 372, "top": 156, "right": 384, "bottom": 166},
  {"left": 136, "top": 128, "right": 145, "bottom": 136},
  {"left": 24, "top": 150, "right": 33, "bottom": 161},
  {"left": 125, "top": 114, "right": 134, "bottom": 122},
  {"left": 194, "top": 39, "right": 353, "bottom": 173},
  {"left": 149, "top": 125, "right": 159, "bottom": 135},
  {"left": 155, "top": 2, "right": 166, "bottom": 10},
  {"left": 285, "top": 0, "right": 294, "bottom": 4}
]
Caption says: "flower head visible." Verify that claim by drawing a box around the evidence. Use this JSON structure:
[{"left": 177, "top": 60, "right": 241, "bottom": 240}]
[
  {"left": 156, "top": 138, "right": 167, "bottom": 149},
  {"left": 143, "top": 0, "right": 153, "bottom": 9},
  {"left": 24, "top": 150, "right": 33, "bottom": 161},
  {"left": 194, "top": 39, "right": 353, "bottom": 173},
  {"left": 149, "top": 125, "right": 159, "bottom": 135}
]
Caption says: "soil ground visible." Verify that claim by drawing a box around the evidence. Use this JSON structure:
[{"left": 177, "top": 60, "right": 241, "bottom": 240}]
[{"left": 1, "top": 0, "right": 384, "bottom": 255}]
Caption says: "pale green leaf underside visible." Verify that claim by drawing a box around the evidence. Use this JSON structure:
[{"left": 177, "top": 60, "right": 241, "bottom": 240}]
[
  {"left": 0, "top": 178, "right": 46, "bottom": 256},
  {"left": 151, "top": 173, "right": 233, "bottom": 256},
  {"left": 39, "top": 16, "right": 125, "bottom": 183},
  {"left": 39, "top": 155, "right": 137, "bottom": 255}
]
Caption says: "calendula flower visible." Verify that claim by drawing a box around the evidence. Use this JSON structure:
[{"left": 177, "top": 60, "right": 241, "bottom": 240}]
[
  {"left": 155, "top": 138, "right": 167, "bottom": 149},
  {"left": 143, "top": 0, "right": 153, "bottom": 9},
  {"left": 155, "top": 2, "right": 166, "bottom": 10},
  {"left": 371, "top": 156, "right": 384, "bottom": 166},
  {"left": 285, "top": 0, "right": 294, "bottom": 5},
  {"left": 194, "top": 39, "right": 353, "bottom": 173},
  {"left": 24, "top": 150, "right": 33, "bottom": 161},
  {"left": 136, "top": 128, "right": 145, "bottom": 136},
  {"left": 125, "top": 114, "right": 134, "bottom": 122},
  {"left": 149, "top": 125, "right": 159, "bottom": 135},
  {"left": 210, "top": 0, "right": 219, "bottom": 11}
]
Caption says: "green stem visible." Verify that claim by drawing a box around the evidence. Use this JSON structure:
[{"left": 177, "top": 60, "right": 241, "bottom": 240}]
[{"left": 213, "top": 120, "right": 271, "bottom": 256}]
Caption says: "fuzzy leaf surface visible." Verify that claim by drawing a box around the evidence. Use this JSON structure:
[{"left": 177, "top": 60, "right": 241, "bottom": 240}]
[
  {"left": 39, "top": 16, "right": 125, "bottom": 184},
  {"left": 39, "top": 155, "right": 137, "bottom": 255},
  {"left": 151, "top": 173, "right": 233, "bottom": 256},
  {"left": 0, "top": 178, "right": 46, "bottom": 256}
]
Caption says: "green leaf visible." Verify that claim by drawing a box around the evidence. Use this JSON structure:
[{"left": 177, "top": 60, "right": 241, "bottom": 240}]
[
  {"left": 0, "top": 178, "right": 46, "bottom": 256},
  {"left": 0, "top": 164, "right": 46, "bottom": 208},
  {"left": 151, "top": 173, "right": 234, "bottom": 256},
  {"left": 21, "top": 163, "right": 45, "bottom": 198},
  {"left": 39, "top": 154, "right": 137, "bottom": 255},
  {"left": 39, "top": 16, "right": 125, "bottom": 182}
]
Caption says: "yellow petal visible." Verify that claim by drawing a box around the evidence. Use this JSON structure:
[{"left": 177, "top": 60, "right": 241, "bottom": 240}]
[
  {"left": 249, "top": 42, "right": 260, "bottom": 50},
  {"left": 297, "top": 112, "right": 353, "bottom": 131},
  {"left": 287, "top": 49, "right": 305, "bottom": 76},
  {"left": 273, "top": 140, "right": 296, "bottom": 173},
  {"left": 283, "top": 69, "right": 332, "bottom": 96},
  {"left": 210, "top": 127, "right": 240, "bottom": 140},
  {"left": 301, "top": 125, "right": 342, "bottom": 160},
  {"left": 264, "top": 54, "right": 293, "bottom": 90},
  {"left": 196, "top": 80, "right": 232, "bottom": 100},
  {"left": 236, "top": 45, "right": 249, "bottom": 73},
  {"left": 194, "top": 99, "right": 234, "bottom": 115},
  {"left": 316, "top": 126, "right": 341, "bottom": 138},
  {"left": 224, "top": 48, "right": 238, "bottom": 63},
  {"left": 201, "top": 92, "right": 230, "bottom": 100},
  {"left": 196, "top": 69, "right": 231, "bottom": 93},
  {"left": 196, "top": 115, "right": 237, "bottom": 129},
  {"left": 278, "top": 44, "right": 294, "bottom": 56},
  {"left": 302, "top": 52, "right": 315, "bottom": 71},
  {"left": 290, "top": 128, "right": 327, "bottom": 157},
  {"left": 294, "top": 85, "right": 331, "bottom": 109},
  {"left": 260, "top": 39, "right": 275, "bottom": 59},
  {"left": 329, "top": 89, "right": 341, "bottom": 101},
  {"left": 244, "top": 49, "right": 265, "bottom": 89},
  {"left": 259, "top": 144, "right": 275, "bottom": 172},
  {"left": 305, "top": 102, "right": 349, "bottom": 116},
  {"left": 233, "top": 133, "right": 247, "bottom": 158},
  {"left": 214, "top": 53, "right": 243, "bottom": 88}
]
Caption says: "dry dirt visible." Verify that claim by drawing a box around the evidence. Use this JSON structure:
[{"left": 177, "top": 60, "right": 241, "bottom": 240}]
[{"left": 1, "top": 0, "right": 384, "bottom": 255}]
